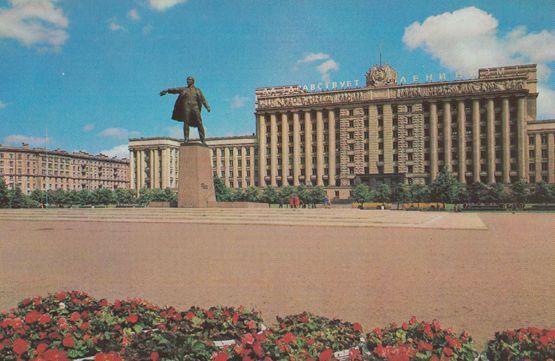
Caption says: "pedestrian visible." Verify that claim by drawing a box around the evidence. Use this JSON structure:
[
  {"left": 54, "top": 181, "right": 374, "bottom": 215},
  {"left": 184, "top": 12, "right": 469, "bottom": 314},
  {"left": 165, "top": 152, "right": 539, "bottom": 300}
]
[
  {"left": 323, "top": 195, "right": 331, "bottom": 208},
  {"left": 289, "top": 194, "right": 295, "bottom": 208},
  {"left": 294, "top": 194, "right": 300, "bottom": 208}
]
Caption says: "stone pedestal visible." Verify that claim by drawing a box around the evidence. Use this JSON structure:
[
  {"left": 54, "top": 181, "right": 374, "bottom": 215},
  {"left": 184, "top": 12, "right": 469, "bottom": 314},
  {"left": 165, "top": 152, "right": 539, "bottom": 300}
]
[{"left": 177, "top": 142, "right": 216, "bottom": 208}]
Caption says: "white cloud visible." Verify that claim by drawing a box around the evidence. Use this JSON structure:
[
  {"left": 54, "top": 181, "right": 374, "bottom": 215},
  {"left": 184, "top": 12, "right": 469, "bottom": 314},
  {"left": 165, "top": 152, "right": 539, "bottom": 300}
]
[
  {"left": 0, "top": 100, "right": 6, "bottom": 109},
  {"left": 109, "top": 21, "right": 125, "bottom": 32},
  {"left": 316, "top": 59, "right": 339, "bottom": 82},
  {"left": 148, "top": 0, "right": 187, "bottom": 11},
  {"left": 3, "top": 134, "right": 50, "bottom": 146},
  {"left": 82, "top": 123, "right": 95, "bottom": 132},
  {"left": 99, "top": 144, "right": 129, "bottom": 159},
  {"left": 0, "top": 0, "right": 69, "bottom": 49},
  {"left": 230, "top": 95, "right": 249, "bottom": 109},
  {"left": 99, "top": 127, "right": 139, "bottom": 139},
  {"left": 128, "top": 8, "right": 140, "bottom": 21},
  {"left": 402, "top": 6, "right": 555, "bottom": 118},
  {"left": 297, "top": 52, "right": 330, "bottom": 64}
]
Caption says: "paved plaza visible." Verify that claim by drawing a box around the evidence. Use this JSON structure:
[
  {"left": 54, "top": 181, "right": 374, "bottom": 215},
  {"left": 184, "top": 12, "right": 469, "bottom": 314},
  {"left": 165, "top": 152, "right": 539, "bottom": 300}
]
[{"left": 0, "top": 209, "right": 553, "bottom": 348}]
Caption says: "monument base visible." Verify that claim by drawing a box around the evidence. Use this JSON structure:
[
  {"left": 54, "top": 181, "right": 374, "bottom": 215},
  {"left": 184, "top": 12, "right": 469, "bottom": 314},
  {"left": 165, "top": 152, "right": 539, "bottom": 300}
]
[{"left": 177, "top": 142, "right": 216, "bottom": 208}]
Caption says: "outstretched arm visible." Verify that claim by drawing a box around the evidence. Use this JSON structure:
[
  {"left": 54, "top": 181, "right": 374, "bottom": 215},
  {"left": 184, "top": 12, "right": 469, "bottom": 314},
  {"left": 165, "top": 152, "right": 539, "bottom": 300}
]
[{"left": 159, "top": 87, "right": 184, "bottom": 96}]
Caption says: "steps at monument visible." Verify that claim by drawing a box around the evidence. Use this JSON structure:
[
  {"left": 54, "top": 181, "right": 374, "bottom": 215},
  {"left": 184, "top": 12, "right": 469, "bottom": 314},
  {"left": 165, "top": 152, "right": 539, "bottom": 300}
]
[{"left": 0, "top": 208, "right": 487, "bottom": 230}]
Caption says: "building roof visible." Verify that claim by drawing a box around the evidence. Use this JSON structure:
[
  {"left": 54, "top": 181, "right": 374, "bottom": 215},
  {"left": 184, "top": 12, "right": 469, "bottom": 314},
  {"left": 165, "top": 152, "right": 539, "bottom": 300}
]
[{"left": 0, "top": 144, "right": 129, "bottom": 163}]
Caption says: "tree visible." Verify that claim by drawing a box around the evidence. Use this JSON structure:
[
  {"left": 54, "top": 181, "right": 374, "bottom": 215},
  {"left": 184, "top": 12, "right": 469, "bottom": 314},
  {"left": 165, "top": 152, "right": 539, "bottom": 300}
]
[
  {"left": 489, "top": 183, "right": 508, "bottom": 205},
  {"left": 115, "top": 188, "right": 136, "bottom": 205},
  {"left": 30, "top": 189, "right": 45, "bottom": 206},
  {"left": 162, "top": 188, "right": 177, "bottom": 202},
  {"left": 308, "top": 186, "right": 326, "bottom": 206},
  {"left": 393, "top": 182, "right": 410, "bottom": 207},
  {"left": 429, "top": 168, "right": 462, "bottom": 206},
  {"left": 94, "top": 188, "right": 115, "bottom": 205},
  {"left": 261, "top": 186, "right": 279, "bottom": 205},
  {"left": 531, "top": 181, "right": 553, "bottom": 204},
  {"left": 0, "top": 178, "right": 9, "bottom": 208},
  {"left": 295, "top": 184, "right": 311, "bottom": 206},
  {"left": 352, "top": 183, "right": 371, "bottom": 204},
  {"left": 8, "top": 187, "right": 27, "bottom": 208},
  {"left": 510, "top": 179, "right": 530, "bottom": 204},
  {"left": 373, "top": 183, "right": 391, "bottom": 203},
  {"left": 230, "top": 189, "right": 245, "bottom": 202},
  {"left": 468, "top": 182, "right": 490, "bottom": 204},
  {"left": 409, "top": 183, "right": 430, "bottom": 206},
  {"left": 278, "top": 185, "right": 295, "bottom": 205},
  {"left": 244, "top": 186, "right": 260, "bottom": 202},
  {"left": 214, "top": 177, "right": 232, "bottom": 202},
  {"left": 78, "top": 189, "right": 96, "bottom": 206}
]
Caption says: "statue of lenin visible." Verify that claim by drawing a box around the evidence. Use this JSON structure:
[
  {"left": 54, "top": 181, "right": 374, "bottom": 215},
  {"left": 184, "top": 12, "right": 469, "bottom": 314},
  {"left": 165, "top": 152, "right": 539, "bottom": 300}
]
[{"left": 160, "top": 76, "right": 211, "bottom": 143}]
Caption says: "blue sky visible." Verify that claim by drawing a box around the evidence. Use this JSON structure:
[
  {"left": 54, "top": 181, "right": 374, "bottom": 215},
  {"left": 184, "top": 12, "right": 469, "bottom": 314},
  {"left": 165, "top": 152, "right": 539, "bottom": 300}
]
[{"left": 0, "top": 0, "right": 554, "bottom": 158}]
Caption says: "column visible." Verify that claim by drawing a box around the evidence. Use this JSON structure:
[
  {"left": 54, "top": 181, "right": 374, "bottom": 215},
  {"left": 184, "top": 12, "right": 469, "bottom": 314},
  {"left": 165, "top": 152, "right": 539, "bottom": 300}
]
[
  {"left": 535, "top": 134, "right": 542, "bottom": 183},
  {"left": 149, "top": 149, "right": 155, "bottom": 189},
  {"left": 232, "top": 146, "right": 239, "bottom": 188},
  {"left": 316, "top": 110, "right": 324, "bottom": 186},
  {"left": 429, "top": 102, "right": 439, "bottom": 180},
  {"left": 486, "top": 99, "right": 496, "bottom": 183},
  {"left": 292, "top": 112, "right": 301, "bottom": 186},
  {"left": 383, "top": 104, "right": 393, "bottom": 173},
  {"left": 161, "top": 148, "right": 170, "bottom": 189},
  {"left": 258, "top": 114, "right": 267, "bottom": 187},
  {"left": 224, "top": 147, "right": 230, "bottom": 187},
  {"left": 281, "top": 113, "right": 289, "bottom": 186},
  {"left": 502, "top": 97, "right": 511, "bottom": 183},
  {"left": 129, "top": 150, "right": 135, "bottom": 190},
  {"left": 457, "top": 100, "right": 466, "bottom": 183},
  {"left": 443, "top": 101, "right": 452, "bottom": 173},
  {"left": 215, "top": 148, "right": 222, "bottom": 178},
  {"left": 270, "top": 113, "right": 278, "bottom": 186},
  {"left": 154, "top": 149, "right": 160, "bottom": 188},
  {"left": 548, "top": 133, "right": 554, "bottom": 184},
  {"left": 471, "top": 99, "right": 481, "bottom": 183},
  {"left": 138, "top": 150, "right": 145, "bottom": 190},
  {"left": 241, "top": 146, "right": 247, "bottom": 188},
  {"left": 328, "top": 109, "right": 336, "bottom": 187},
  {"left": 304, "top": 110, "right": 313, "bottom": 184},
  {"left": 517, "top": 97, "right": 527, "bottom": 180},
  {"left": 249, "top": 145, "right": 256, "bottom": 186},
  {"left": 368, "top": 104, "right": 379, "bottom": 174}
]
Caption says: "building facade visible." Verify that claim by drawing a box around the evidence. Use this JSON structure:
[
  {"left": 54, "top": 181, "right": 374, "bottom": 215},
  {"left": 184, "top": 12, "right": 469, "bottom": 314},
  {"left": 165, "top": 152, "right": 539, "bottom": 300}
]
[
  {"left": 129, "top": 63, "right": 554, "bottom": 199},
  {"left": 128, "top": 135, "right": 257, "bottom": 192},
  {"left": 0, "top": 144, "right": 129, "bottom": 194},
  {"left": 255, "top": 64, "right": 554, "bottom": 198}
]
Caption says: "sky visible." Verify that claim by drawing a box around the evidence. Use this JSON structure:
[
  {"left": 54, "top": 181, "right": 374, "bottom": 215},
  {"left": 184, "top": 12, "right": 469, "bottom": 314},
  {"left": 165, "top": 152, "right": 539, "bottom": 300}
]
[{"left": 0, "top": 0, "right": 554, "bottom": 159}]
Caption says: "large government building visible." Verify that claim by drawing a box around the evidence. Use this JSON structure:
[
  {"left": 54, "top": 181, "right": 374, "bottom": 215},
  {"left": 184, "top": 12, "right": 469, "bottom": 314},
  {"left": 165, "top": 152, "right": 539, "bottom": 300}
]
[
  {"left": 129, "top": 63, "right": 555, "bottom": 199},
  {"left": 0, "top": 144, "right": 129, "bottom": 194}
]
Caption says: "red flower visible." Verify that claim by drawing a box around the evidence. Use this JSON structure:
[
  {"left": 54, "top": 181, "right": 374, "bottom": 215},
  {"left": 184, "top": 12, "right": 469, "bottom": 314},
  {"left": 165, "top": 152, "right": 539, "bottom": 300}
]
[
  {"left": 80, "top": 322, "right": 90, "bottom": 331},
  {"left": 319, "top": 348, "right": 333, "bottom": 361},
  {"left": 150, "top": 351, "right": 159, "bottom": 361},
  {"left": 281, "top": 332, "right": 296, "bottom": 344},
  {"left": 25, "top": 310, "right": 43, "bottom": 324},
  {"left": 213, "top": 351, "right": 229, "bottom": 361},
  {"left": 242, "top": 333, "right": 255, "bottom": 345},
  {"left": 126, "top": 314, "right": 139, "bottom": 324},
  {"left": 206, "top": 310, "right": 214, "bottom": 319},
  {"left": 62, "top": 335, "right": 75, "bottom": 348},
  {"left": 36, "top": 343, "right": 49, "bottom": 355},
  {"left": 417, "top": 341, "right": 433, "bottom": 351},
  {"left": 253, "top": 341, "right": 264, "bottom": 357},
  {"left": 39, "top": 314, "right": 52, "bottom": 325},
  {"left": 402, "top": 322, "right": 408, "bottom": 330},
  {"left": 353, "top": 322, "right": 362, "bottom": 332},
  {"left": 12, "top": 338, "right": 29, "bottom": 355},
  {"left": 55, "top": 292, "right": 67, "bottom": 301},
  {"left": 69, "top": 312, "right": 81, "bottom": 322},
  {"left": 539, "top": 335, "right": 550, "bottom": 346},
  {"left": 443, "top": 347, "right": 453, "bottom": 357},
  {"left": 232, "top": 313, "right": 239, "bottom": 325},
  {"left": 247, "top": 320, "right": 256, "bottom": 330},
  {"left": 185, "top": 311, "right": 195, "bottom": 320},
  {"left": 41, "top": 349, "right": 70, "bottom": 361},
  {"left": 409, "top": 316, "right": 417, "bottom": 325}
]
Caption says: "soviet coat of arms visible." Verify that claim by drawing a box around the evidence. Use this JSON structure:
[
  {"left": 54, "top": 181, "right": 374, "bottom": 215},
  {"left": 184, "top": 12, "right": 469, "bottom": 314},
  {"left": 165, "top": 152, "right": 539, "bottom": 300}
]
[{"left": 365, "top": 64, "right": 398, "bottom": 87}]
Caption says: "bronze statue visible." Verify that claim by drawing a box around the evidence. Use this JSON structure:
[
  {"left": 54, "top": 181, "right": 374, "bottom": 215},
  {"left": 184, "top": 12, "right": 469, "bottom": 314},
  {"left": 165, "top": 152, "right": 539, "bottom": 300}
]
[{"left": 160, "top": 76, "right": 211, "bottom": 143}]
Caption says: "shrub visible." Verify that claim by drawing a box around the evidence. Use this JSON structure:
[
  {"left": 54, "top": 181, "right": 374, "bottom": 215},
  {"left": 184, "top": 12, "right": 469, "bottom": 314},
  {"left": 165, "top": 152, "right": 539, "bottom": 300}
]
[
  {"left": 484, "top": 327, "right": 555, "bottom": 361},
  {"left": 363, "top": 317, "right": 479, "bottom": 360}
]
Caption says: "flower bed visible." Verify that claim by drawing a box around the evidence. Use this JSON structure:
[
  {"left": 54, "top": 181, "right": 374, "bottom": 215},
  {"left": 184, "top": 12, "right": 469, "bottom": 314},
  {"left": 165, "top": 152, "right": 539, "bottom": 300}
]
[
  {"left": 1, "top": 291, "right": 554, "bottom": 360},
  {"left": 484, "top": 327, "right": 555, "bottom": 360},
  {"left": 363, "top": 317, "right": 479, "bottom": 360}
]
